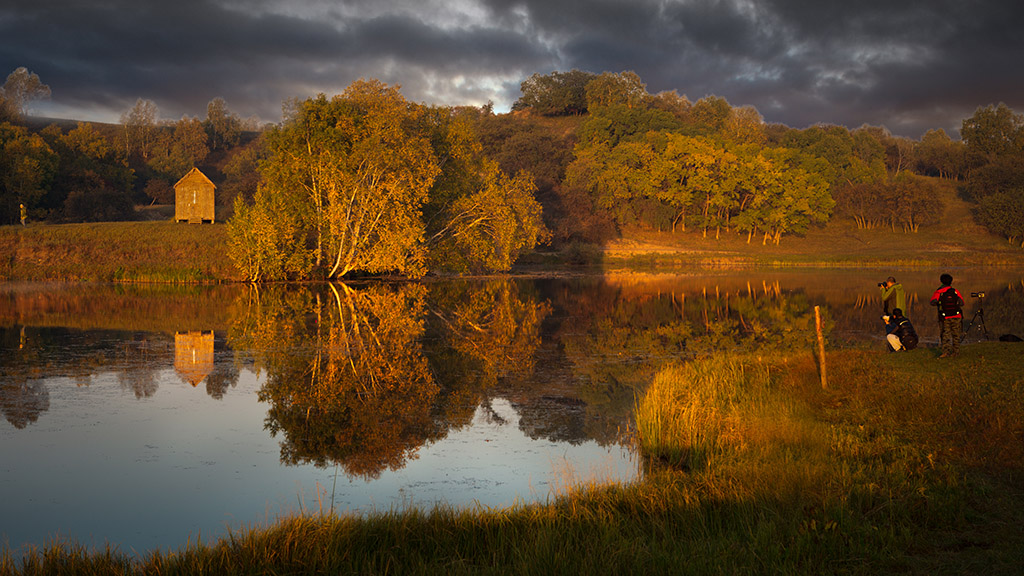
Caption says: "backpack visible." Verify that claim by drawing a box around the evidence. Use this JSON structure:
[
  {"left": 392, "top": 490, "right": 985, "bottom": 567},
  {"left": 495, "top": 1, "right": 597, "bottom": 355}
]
[
  {"left": 897, "top": 319, "right": 919, "bottom": 350},
  {"left": 938, "top": 287, "right": 961, "bottom": 317}
]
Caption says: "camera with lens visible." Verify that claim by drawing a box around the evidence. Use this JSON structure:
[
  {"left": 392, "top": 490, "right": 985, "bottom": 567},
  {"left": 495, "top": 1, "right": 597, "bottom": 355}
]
[
  {"left": 971, "top": 292, "right": 985, "bottom": 298},
  {"left": 877, "top": 282, "right": 886, "bottom": 287}
]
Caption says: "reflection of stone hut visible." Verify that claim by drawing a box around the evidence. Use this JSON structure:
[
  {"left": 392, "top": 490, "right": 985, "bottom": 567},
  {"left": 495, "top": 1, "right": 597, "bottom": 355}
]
[
  {"left": 174, "top": 331, "right": 214, "bottom": 387},
  {"left": 174, "top": 167, "right": 216, "bottom": 223}
]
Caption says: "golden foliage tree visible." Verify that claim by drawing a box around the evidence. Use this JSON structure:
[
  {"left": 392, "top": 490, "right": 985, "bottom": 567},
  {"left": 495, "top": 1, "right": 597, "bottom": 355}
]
[
  {"left": 227, "top": 186, "right": 312, "bottom": 281},
  {"left": 241, "top": 81, "right": 440, "bottom": 280},
  {"left": 230, "top": 81, "right": 548, "bottom": 280},
  {"left": 428, "top": 159, "right": 548, "bottom": 273}
]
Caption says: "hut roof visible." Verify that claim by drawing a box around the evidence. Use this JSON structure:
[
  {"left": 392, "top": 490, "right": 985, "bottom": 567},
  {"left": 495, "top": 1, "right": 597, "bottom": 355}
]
[{"left": 174, "top": 167, "right": 217, "bottom": 190}]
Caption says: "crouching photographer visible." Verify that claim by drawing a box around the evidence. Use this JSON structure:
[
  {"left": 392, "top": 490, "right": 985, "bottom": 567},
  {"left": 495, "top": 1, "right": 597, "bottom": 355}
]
[{"left": 883, "top": 308, "right": 918, "bottom": 352}]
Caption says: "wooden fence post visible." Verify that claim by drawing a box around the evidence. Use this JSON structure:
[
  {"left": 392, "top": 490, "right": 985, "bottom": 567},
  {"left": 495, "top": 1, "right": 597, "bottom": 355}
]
[{"left": 814, "top": 305, "right": 827, "bottom": 389}]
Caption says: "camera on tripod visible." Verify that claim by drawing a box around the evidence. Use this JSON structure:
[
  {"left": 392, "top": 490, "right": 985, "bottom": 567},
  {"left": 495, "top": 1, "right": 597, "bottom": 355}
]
[{"left": 962, "top": 291, "right": 989, "bottom": 342}]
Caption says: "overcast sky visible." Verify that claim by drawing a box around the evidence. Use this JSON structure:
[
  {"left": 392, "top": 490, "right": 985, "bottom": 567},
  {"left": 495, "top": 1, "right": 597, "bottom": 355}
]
[{"left": 3, "top": 0, "right": 1023, "bottom": 139}]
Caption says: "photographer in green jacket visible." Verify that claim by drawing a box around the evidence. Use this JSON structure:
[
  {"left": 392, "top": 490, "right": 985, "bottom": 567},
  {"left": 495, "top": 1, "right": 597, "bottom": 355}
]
[{"left": 879, "top": 276, "right": 906, "bottom": 315}]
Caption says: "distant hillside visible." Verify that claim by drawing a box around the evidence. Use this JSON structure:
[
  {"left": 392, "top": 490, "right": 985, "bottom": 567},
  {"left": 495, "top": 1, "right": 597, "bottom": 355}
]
[{"left": 600, "top": 177, "right": 1024, "bottom": 269}]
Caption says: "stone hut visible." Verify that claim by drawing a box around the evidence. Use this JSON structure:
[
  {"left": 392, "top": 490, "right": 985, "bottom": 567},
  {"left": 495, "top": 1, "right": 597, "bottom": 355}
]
[{"left": 174, "top": 167, "right": 216, "bottom": 223}]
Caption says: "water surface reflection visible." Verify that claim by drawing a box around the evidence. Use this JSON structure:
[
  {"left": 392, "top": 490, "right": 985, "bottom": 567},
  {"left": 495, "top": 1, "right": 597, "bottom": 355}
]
[{"left": 2, "top": 270, "right": 1023, "bottom": 555}]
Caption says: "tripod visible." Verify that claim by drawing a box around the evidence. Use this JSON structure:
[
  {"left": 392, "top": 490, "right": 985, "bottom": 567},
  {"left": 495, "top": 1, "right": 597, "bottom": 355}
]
[{"left": 961, "top": 298, "right": 989, "bottom": 342}]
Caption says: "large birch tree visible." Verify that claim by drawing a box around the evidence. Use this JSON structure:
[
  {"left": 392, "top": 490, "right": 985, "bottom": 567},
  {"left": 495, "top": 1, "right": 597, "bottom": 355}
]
[{"left": 251, "top": 80, "right": 440, "bottom": 280}]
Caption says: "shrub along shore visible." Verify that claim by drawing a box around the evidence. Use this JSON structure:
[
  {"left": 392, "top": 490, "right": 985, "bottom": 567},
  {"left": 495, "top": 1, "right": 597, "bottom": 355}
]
[{"left": 2, "top": 344, "right": 1022, "bottom": 575}]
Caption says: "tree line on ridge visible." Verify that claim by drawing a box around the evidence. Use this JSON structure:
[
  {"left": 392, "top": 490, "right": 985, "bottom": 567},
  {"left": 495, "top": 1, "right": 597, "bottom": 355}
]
[{"left": 3, "top": 67, "right": 1024, "bottom": 279}]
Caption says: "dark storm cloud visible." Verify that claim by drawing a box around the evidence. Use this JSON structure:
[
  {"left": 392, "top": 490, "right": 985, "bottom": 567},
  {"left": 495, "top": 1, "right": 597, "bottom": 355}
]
[
  {"left": 0, "top": 0, "right": 548, "bottom": 122},
  {"left": 2, "top": 0, "right": 1023, "bottom": 137}
]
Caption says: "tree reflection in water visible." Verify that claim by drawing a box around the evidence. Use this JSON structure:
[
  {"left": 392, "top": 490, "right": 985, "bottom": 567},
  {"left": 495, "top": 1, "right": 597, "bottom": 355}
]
[
  {"left": 0, "top": 326, "right": 49, "bottom": 428},
  {"left": 5, "top": 274, "right": 1022, "bottom": 443},
  {"left": 0, "top": 379, "right": 49, "bottom": 429},
  {"left": 231, "top": 283, "right": 438, "bottom": 478},
  {"left": 229, "top": 280, "right": 553, "bottom": 479},
  {"left": 424, "top": 280, "right": 552, "bottom": 431}
]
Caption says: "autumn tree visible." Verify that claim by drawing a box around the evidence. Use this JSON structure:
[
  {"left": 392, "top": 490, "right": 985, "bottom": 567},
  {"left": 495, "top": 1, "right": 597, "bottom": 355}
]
[
  {"left": 688, "top": 95, "right": 732, "bottom": 135},
  {"left": 958, "top": 104, "right": 1024, "bottom": 203},
  {"left": 41, "top": 122, "right": 135, "bottom": 222},
  {"left": 144, "top": 178, "right": 174, "bottom": 204},
  {"left": 915, "top": 129, "right": 966, "bottom": 179},
  {"left": 566, "top": 138, "right": 667, "bottom": 229},
  {"left": 148, "top": 116, "right": 209, "bottom": 179},
  {"left": 961, "top": 103, "right": 1024, "bottom": 162},
  {"left": 119, "top": 98, "right": 159, "bottom": 162},
  {"left": 647, "top": 90, "right": 692, "bottom": 121},
  {"left": 232, "top": 81, "right": 549, "bottom": 281},
  {"left": 575, "top": 96, "right": 680, "bottom": 149},
  {"left": 657, "top": 134, "right": 742, "bottom": 236},
  {"left": 420, "top": 107, "right": 548, "bottom": 273},
  {"left": 832, "top": 181, "right": 885, "bottom": 229},
  {"left": 512, "top": 69, "right": 596, "bottom": 116},
  {"left": 568, "top": 127, "right": 831, "bottom": 242},
  {"left": 220, "top": 136, "right": 263, "bottom": 205},
  {"left": 0, "top": 122, "right": 58, "bottom": 223},
  {"left": 854, "top": 124, "right": 914, "bottom": 175},
  {"left": 0, "top": 97, "right": 16, "bottom": 124},
  {"left": 61, "top": 170, "right": 135, "bottom": 222},
  {"left": 584, "top": 71, "right": 647, "bottom": 109},
  {"left": 724, "top": 106, "right": 766, "bottom": 146},
  {"left": 781, "top": 124, "right": 885, "bottom": 189},
  {"left": 474, "top": 109, "right": 574, "bottom": 198},
  {"left": 1, "top": 67, "right": 51, "bottom": 120},
  {"left": 975, "top": 190, "right": 1024, "bottom": 246},
  {"left": 227, "top": 182, "right": 313, "bottom": 282},
  {"left": 886, "top": 172, "right": 944, "bottom": 233},
  {"left": 204, "top": 97, "right": 242, "bottom": 150},
  {"left": 733, "top": 146, "right": 833, "bottom": 244},
  {"left": 428, "top": 159, "right": 548, "bottom": 272},
  {"left": 233, "top": 81, "right": 439, "bottom": 280},
  {"left": 834, "top": 171, "right": 943, "bottom": 233}
]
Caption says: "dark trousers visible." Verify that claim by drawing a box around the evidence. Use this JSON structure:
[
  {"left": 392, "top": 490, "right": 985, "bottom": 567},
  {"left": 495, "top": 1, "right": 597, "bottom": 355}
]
[{"left": 940, "top": 317, "right": 962, "bottom": 356}]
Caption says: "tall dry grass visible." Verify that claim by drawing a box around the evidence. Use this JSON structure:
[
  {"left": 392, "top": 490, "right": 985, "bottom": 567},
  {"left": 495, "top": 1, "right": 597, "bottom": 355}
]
[{"left": 0, "top": 222, "right": 238, "bottom": 282}]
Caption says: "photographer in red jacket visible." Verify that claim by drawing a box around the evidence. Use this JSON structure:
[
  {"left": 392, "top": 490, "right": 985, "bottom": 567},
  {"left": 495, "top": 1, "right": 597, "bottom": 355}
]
[{"left": 929, "top": 273, "right": 964, "bottom": 358}]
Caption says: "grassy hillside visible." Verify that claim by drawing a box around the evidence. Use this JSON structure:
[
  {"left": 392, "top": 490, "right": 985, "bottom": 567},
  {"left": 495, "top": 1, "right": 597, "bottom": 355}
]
[
  {"left": 593, "top": 178, "right": 1024, "bottom": 270},
  {"left": 0, "top": 221, "right": 238, "bottom": 282}
]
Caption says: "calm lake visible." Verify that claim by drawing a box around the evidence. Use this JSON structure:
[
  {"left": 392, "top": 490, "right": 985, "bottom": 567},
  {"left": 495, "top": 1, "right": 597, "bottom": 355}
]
[{"left": 2, "top": 269, "right": 1023, "bottom": 556}]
